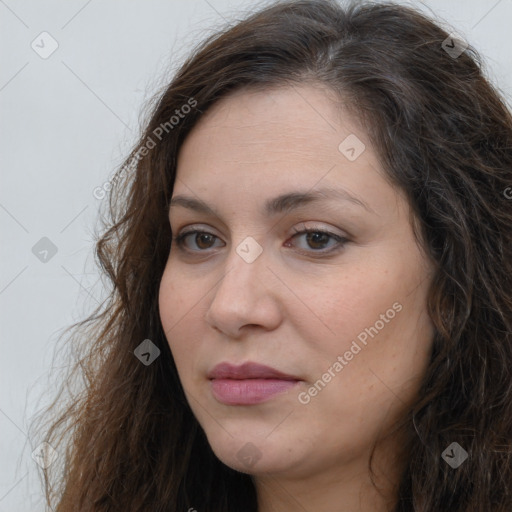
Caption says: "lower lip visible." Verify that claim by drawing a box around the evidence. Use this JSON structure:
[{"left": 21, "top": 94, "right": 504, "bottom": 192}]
[{"left": 210, "top": 378, "right": 299, "bottom": 405}]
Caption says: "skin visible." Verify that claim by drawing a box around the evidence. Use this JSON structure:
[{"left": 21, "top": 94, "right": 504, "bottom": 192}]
[{"left": 158, "top": 84, "right": 435, "bottom": 512}]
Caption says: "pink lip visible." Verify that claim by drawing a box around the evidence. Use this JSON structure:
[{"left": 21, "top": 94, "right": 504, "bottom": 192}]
[{"left": 208, "top": 362, "right": 301, "bottom": 405}]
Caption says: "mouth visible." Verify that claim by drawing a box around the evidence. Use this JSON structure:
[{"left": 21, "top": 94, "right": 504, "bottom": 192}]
[{"left": 208, "top": 361, "right": 302, "bottom": 405}]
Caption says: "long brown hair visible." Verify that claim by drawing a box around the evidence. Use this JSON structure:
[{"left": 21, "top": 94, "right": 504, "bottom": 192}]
[{"left": 33, "top": 1, "right": 512, "bottom": 510}]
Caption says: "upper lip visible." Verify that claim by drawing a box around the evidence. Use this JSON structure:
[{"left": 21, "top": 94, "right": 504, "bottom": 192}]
[{"left": 208, "top": 362, "right": 300, "bottom": 381}]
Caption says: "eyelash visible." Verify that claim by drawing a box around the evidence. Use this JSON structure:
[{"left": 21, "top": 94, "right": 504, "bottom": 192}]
[{"left": 172, "top": 227, "right": 348, "bottom": 256}]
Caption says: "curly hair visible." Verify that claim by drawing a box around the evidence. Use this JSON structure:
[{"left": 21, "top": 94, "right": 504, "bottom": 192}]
[{"left": 33, "top": 1, "right": 512, "bottom": 510}]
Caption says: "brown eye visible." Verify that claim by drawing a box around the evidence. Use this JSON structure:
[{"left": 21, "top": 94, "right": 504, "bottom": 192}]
[
  {"left": 194, "top": 233, "right": 216, "bottom": 249},
  {"left": 287, "top": 228, "right": 348, "bottom": 254},
  {"left": 173, "top": 230, "right": 224, "bottom": 252},
  {"left": 304, "top": 231, "right": 331, "bottom": 250}
]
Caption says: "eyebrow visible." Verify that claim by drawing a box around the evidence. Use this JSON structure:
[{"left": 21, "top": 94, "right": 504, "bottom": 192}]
[{"left": 169, "top": 187, "right": 374, "bottom": 219}]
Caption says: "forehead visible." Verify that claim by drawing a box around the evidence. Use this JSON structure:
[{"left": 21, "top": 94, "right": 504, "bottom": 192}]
[
  {"left": 174, "top": 84, "right": 402, "bottom": 219},
  {"left": 179, "top": 85, "right": 354, "bottom": 162}
]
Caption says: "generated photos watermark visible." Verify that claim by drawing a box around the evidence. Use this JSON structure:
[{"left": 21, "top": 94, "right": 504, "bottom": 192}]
[
  {"left": 93, "top": 97, "right": 197, "bottom": 200},
  {"left": 298, "top": 301, "right": 403, "bottom": 404},
  {"left": 441, "top": 442, "right": 469, "bottom": 469}
]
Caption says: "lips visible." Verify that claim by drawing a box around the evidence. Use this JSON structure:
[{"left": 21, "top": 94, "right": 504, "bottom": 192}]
[
  {"left": 208, "top": 362, "right": 301, "bottom": 405},
  {"left": 208, "top": 361, "right": 299, "bottom": 381}
]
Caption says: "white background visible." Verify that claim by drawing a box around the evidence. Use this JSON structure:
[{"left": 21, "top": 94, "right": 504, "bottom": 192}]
[{"left": 1, "top": 0, "right": 511, "bottom": 510}]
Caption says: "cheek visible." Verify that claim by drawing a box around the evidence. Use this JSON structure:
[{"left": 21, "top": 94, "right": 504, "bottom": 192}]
[
  {"left": 158, "top": 267, "right": 204, "bottom": 375},
  {"left": 293, "top": 264, "right": 433, "bottom": 402},
  {"left": 158, "top": 268, "right": 178, "bottom": 336},
  {"left": 288, "top": 268, "right": 402, "bottom": 362}
]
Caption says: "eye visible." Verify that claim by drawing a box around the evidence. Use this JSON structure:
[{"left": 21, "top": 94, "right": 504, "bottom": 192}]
[
  {"left": 173, "top": 230, "right": 224, "bottom": 252},
  {"left": 286, "top": 226, "right": 348, "bottom": 254},
  {"left": 173, "top": 225, "right": 348, "bottom": 256}
]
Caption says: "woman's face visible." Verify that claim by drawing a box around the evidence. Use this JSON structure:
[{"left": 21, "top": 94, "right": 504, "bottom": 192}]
[{"left": 159, "top": 84, "right": 434, "bottom": 479}]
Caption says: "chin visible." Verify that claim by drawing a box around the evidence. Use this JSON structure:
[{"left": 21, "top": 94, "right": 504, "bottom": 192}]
[
  {"left": 204, "top": 427, "right": 308, "bottom": 476},
  {"left": 215, "top": 447, "right": 294, "bottom": 475}
]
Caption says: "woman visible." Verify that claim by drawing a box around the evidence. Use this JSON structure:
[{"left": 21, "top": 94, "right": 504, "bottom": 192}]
[{"left": 35, "top": 0, "right": 512, "bottom": 510}]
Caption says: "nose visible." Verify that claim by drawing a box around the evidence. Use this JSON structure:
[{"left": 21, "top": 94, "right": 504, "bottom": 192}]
[{"left": 204, "top": 241, "right": 282, "bottom": 338}]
